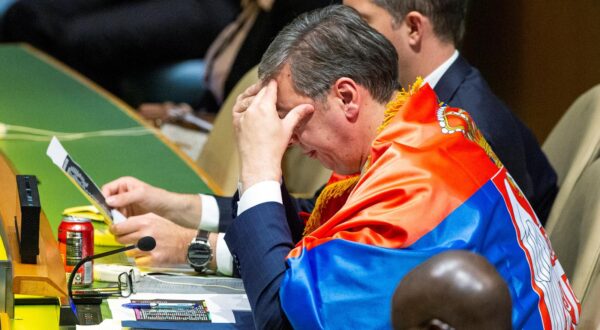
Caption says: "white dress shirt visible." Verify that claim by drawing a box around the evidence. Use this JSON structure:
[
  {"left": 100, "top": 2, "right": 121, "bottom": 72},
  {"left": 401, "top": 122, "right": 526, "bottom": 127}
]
[
  {"left": 423, "top": 50, "right": 458, "bottom": 89},
  {"left": 199, "top": 181, "right": 281, "bottom": 275}
]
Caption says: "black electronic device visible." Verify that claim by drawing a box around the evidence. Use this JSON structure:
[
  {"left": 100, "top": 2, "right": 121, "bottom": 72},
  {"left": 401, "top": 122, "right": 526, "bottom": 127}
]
[
  {"left": 75, "top": 303, "right": 103, "bottom": 325},
  {"left": 15, "top": 175, "right": 40, "bottom": 264}
]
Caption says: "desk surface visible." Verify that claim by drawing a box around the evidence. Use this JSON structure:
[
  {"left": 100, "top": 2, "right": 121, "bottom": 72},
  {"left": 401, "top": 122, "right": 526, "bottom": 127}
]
[
  {"left": 0, "top": 44, "right": 216, "bottom": 234},
  {"left": 0, "top": 44, "right": 220, "bottom": 329}
]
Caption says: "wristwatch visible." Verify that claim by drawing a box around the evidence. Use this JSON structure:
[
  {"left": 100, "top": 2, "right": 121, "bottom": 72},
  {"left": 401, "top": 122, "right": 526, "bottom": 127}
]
[{"left": 187, "top": 230, "right": 212, "bottom": 273}]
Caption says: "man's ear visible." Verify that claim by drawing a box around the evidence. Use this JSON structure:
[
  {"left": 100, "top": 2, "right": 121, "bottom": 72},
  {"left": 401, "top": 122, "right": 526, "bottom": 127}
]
[
  {"left": 404, "top": 11, "right": 426, "bottom": 47},
  {"left": 334, "top": 78, "right": 359, "bottom": 122}
]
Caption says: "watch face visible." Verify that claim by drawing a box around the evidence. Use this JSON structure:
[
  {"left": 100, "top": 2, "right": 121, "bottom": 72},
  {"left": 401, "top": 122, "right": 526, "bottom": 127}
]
[{"left": 188, "top": 241, "right": 212, "bottom": 269}]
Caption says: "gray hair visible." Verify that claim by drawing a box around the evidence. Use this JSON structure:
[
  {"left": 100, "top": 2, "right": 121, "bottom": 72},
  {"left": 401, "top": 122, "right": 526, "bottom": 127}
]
[
  {"left": 258, "top": 5, "right": 398, "bottom": 104},
  {"left": 372, "top": 0, "right": 469, "bottom": 45}
]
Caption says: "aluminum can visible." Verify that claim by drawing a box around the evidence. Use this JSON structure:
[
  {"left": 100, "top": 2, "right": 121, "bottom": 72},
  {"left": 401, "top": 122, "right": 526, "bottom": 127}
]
[{"left": 58, "top": 216, "right": 94, "bottom": 286}]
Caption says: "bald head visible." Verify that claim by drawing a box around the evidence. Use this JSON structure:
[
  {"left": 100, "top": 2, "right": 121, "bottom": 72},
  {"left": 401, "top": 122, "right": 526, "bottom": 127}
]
[{"left": 392, "top": 250, "right": 512, "bottom": 330}]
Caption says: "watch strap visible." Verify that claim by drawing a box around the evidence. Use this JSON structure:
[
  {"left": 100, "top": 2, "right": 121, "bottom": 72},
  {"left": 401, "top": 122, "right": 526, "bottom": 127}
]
[{"left": 196, "top": 229, "right": 210, "bottom": 242}]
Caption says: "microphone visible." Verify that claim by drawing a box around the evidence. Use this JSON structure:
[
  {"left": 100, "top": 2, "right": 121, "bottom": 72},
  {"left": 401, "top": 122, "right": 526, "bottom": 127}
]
[
  {"left": 137, "top": 236, "right": 157, "bottom": 251},
  {"left": 66, "top": 236, "right": 156, "bottom": 322}
]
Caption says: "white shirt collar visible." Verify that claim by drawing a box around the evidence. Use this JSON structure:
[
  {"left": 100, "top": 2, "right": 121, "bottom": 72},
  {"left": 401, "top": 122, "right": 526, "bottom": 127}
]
[{"left": 423, "top": 50, "right": 459, "bottom": 88}]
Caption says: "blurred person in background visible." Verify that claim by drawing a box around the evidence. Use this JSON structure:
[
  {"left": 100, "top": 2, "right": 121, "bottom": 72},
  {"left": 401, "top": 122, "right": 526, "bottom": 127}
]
[
  {"left": 1, "top": 0, "right": 240, "bottom": 99},
  {"left": 138, "top": 0, "right": 337, "bottom": 120},
  {"left": 344, "top": 0, "right": 558, "bottom": 224}
]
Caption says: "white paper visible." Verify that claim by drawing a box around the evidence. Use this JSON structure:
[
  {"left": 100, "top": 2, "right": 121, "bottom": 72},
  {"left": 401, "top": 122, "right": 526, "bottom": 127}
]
[
  {"left": 47, "top": 136, "right": 68, "bottom": 168},
  {"left": 46, "top": 136, "right": 126, "bottom": 225},
  {"left": 110, "top": 209, "right": 126, "bottom": 224},
  {"left": 76, "top": 319, "right": 122, "bottom": 330}
]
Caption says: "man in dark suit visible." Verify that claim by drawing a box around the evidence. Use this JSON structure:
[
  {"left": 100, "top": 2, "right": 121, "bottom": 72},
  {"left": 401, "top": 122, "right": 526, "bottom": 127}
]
[
  {"left": 344, "top": 0, "right": 558, "bottom": 223},
  {"left": 103, "top": 6, "right": 579, "bottom": 328},
  {"left": 224, "top": 5, "right": 577, "bottom": 329},
  {"left": 101, "top": 0, "right": 557, "bottom": 271}
]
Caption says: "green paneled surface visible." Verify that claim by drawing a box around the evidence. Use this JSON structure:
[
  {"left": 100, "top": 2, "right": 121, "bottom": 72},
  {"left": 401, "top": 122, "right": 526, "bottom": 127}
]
[{"left": 0, "top": 45, "right": 211, "bottom": 234}]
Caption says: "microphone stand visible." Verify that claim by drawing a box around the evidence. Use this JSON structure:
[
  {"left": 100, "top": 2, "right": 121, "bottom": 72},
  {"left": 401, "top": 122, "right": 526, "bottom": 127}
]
[
  {"left": 62, "top": 245, "right": 137, "bottom": 325},
  {"left": 67, "top": 245, "right": 137, "bottom": 302}
]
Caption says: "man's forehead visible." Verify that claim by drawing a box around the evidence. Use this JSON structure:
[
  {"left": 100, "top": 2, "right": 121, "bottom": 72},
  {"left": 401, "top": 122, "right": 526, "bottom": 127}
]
[
  {"left": 270, "top": 68, "right": 315, "bottom": 112},
  {"left": 275, "top": 93, "right": 312, "bottom": 116}
]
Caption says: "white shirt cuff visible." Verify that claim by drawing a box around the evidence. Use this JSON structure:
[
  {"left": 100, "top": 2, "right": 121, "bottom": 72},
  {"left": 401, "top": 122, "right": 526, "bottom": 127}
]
[
  {"left": 199, "top": 194, "right": 219, "bottom": 232},
  {"left": 237, "top": 180, "right": 282, "bottom": 216},
  {"left": 215, "top": 233, "right": 233, "bottom": 276}
]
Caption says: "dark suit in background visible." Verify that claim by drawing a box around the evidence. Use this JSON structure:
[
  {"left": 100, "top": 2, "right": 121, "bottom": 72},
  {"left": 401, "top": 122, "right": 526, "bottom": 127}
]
[{"left": 434, "top": 55, "right": 557, "bottom": 223}]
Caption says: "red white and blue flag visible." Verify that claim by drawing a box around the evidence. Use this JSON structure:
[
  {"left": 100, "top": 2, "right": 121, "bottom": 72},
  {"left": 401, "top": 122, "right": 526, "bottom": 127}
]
[{"left": 280, "top": 84, "right": 579, "bottom": 329}]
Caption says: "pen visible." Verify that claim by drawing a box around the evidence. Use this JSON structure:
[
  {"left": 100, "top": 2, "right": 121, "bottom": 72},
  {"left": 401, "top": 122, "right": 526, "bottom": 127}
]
[
  {"left": 122, "top": 302, "right": 199, "bottom": 309},
  {"left": 73, "top": 287, "right": 121, "bottom": 297}
]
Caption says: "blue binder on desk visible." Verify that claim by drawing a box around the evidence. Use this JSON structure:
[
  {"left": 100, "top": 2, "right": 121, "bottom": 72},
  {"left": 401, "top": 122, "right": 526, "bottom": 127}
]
[{"left": 121, "top": 310, "right": 254, "bottom": 329}]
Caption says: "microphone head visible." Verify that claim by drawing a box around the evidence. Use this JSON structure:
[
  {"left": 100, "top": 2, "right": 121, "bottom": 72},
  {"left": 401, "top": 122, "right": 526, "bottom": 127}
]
[{"left": 137, "top": 236, "right": 156, "bottom": 251}]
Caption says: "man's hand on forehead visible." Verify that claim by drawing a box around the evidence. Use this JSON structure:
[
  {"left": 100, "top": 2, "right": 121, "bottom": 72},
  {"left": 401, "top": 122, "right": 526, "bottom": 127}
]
[
  {"left": 233, "top": 80, "right": 314, "bottom": 192},
  {"left": 233, "top": 82, "right": 262, "bottom": 116}
]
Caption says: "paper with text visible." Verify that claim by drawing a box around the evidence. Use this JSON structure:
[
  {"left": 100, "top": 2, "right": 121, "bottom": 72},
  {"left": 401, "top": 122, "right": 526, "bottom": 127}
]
[{"left": 46, "top": 136, "right": 126, "bottom": 225}]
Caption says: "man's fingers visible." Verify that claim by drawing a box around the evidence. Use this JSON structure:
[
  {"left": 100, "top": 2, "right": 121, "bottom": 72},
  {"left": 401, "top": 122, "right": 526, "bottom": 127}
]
[
  {"left": 282, "top": 104, "right": 314, "bottom": 133},
  {"left": 248, "top": 85, "right": 269, "bottom": 110},
  {"left": 240, "top": 96, "right": 255, "bottom": 113},
  {"left": 126, "top": 249, "right": 148, "bottom": 258},
  {"left": 109, "top": 215, "right": 146, "bottom": 237},
  {"left": 245, "top": 82, "right": 261, "bottom": 96},
  {"left": 101, "top": 179, "right": 123, "bottom": 197},
  {"left": 111, "top": 231, "right": 140, "bottom": 245},
  {"left": 239, "top": 83, "right": 261, "bottom": 102},
  {"left": 133, "top": 255, "right": 152, "bottom": 267},
  {"left": 234, "top": 83, "right": 262, "bottom": 113},
  {"left": 105, "top": 190, "right": 138, "bottom": 208},
  {"left": 240, "top": 82, "right": 262, "bottom": 99},
  {"left": 261, "top": 80, "right": 278, "bottom": 106},
  {"left": 101, "top": 176, "right": 136, "bottom": 197}
]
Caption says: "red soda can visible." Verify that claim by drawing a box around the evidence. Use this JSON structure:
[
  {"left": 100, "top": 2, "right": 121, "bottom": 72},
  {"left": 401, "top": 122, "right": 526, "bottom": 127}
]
[{"left": 58, "top": 216, "right": 94, "bottom": 286}]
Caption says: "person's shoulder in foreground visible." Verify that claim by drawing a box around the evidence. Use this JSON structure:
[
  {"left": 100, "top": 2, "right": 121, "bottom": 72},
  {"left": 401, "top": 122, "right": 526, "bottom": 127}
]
[{"left": 225, "top": 4, "right": 579, "bottom": 329}]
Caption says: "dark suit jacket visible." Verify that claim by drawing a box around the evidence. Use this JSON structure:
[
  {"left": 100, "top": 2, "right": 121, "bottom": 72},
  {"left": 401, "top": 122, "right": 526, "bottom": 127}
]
[
  {"left": 225, "top": 186, "right": 300, "bottom": 329},
  {"left": 434, "top": 55, "right": 557, "bottom": 223},
  {"left": 215, "top": 186, "right": 320, "bottom": 233}
]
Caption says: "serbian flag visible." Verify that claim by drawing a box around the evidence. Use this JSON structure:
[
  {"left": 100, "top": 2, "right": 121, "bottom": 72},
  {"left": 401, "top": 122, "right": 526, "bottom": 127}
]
[{"left": 280, "top": 84, "right": 579, "bottom": 329}]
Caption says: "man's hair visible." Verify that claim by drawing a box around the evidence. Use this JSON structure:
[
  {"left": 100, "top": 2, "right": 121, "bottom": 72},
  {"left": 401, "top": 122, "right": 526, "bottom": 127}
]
[
  {"left": 372, "top": 0, "right": 469, "bottom": 45},
  {"left": 258, "top": 5, "right": 398, "bottom": 104}
]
